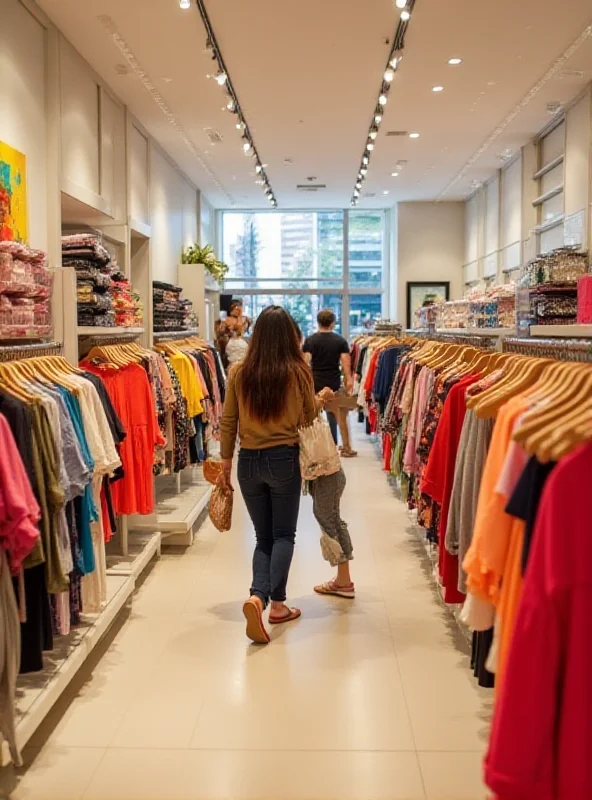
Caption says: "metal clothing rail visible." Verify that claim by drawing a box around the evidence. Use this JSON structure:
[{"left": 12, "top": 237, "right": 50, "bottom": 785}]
[
  {"left": 503, "top": 336, "right": 592, "bottom": 362},
  {"left": 79, "top": 331, "right": 143, "bottom": 346},
  {"left": 0, "top": 340, "right": 63, "bottom": 362},
  {"left": 405, "top": 330, "right": 496, "bottom": 349},
  {"left": 153, "top": 329, "right": 199, "bottom": 342}
]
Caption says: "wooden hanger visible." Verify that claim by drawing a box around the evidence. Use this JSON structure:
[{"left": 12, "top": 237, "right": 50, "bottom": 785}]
[{"left": 471, "top": 357, "right": 550, "bottom": 419}]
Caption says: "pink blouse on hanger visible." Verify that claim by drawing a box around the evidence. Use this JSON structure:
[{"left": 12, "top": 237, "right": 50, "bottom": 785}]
[{"left": 0, "top": 414, "right": 40, "bottom": 573}]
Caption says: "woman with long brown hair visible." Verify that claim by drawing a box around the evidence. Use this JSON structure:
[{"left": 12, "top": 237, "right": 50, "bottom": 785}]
[{"left": 220, "top": 306, "right": 329, "bottom": 644}]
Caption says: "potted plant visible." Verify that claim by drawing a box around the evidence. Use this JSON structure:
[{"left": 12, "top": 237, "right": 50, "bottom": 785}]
[{"left": 181, "top": 244, "right": 228, "bottom": 284}]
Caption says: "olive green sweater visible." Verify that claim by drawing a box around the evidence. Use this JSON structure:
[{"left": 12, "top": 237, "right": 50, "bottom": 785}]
[{"left": 220, "top": 365, "right": 317, "bottom": 459}]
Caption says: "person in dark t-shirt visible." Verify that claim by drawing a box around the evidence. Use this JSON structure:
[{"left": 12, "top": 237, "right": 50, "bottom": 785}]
[{"left": 303, "top": 309, "right": 356, "bottom": 456}]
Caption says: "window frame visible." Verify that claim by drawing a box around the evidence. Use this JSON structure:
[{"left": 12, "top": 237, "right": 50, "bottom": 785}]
[{"left": 218, "top": 208, "right": 389, "bottom": 339}]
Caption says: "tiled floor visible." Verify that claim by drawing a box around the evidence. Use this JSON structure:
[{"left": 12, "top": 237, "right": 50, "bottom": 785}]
[{"left": 13, "top": 429, "right": 491, "bottom": 799}]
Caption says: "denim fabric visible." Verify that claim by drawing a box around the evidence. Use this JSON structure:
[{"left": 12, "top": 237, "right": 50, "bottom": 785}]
[
  {"left": 325, "top": 410, "right": 339, "bottom": 445},
  {"left": 238, "top": 445, "right": 301, "bottom": 606}
]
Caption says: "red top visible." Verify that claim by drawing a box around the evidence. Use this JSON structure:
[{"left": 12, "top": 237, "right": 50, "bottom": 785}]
[
  {"left": 485, "top": 440, "right": 592, "bottom": 800},
  {"left": 421, "top": 374, "right": 479, "bottom": 604},
  {"left": 82, "top": 363, "right": 164, "bottom": 516}
]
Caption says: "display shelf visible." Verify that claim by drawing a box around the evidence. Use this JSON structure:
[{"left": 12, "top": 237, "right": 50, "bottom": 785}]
[
  {"left": 77, "top": 326, "right": 145, "bottom": 337},
  {"left": 530, "top": 324, "right": 592, "bottom": 338},
  {"left": 128, "top": 467, "right": 211, "bottom": 545},
  {"left": 106, "top": 531, "right": 162, "bottom": 578},
  {"left": 435, "top": 327, "right": 517, "bottom": 337}
]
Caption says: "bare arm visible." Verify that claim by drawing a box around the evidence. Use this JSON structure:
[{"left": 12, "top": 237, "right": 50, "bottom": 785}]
[{"left": 340, "top": 352, "right": 353, "bottom": 393}]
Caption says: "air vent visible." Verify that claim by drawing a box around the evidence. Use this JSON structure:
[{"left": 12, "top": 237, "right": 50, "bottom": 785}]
[
  {"left": 114, "top": 64, "right": 129, "bottom": 76},
  {"left": 386, "top": 130, "right": 408, "bottom": 137},
  {"left": 296, "top": 184, "right": 327, "bottom": 192},
  {"left": 204, "top": 127, "right": 223, "bottom": 144}
]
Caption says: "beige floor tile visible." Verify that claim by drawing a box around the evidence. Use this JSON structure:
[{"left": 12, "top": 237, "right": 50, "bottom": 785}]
[
  {"left": 418, "top": 751, "right": 487, "bottom": 799},
  {"left": 12, "top": 747, "right": 105, "bottom": 799},
  {"left": 83, "top": 748, "right": 426, "bottom": 800}
]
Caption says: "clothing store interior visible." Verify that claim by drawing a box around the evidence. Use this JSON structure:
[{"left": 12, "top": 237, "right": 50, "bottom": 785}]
[{"left": 1, "top": 0, "right": 592, "bottom": 798}]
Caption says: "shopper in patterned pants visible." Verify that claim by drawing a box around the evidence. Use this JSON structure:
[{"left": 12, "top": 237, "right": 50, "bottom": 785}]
[{"left": 309, "top": 466, "right": 355, "bottom": 599}]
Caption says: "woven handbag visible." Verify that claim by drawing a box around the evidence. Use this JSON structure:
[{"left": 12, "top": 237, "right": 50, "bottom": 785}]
[
  {"left": 203, "top": 459, "right": 222, "bottom": 485},
  {"left": 209, "top": 484, "right": 233, "bottom": 532}
]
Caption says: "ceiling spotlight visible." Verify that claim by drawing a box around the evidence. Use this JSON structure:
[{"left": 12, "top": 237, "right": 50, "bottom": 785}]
[
  {"left": 448, "top": 57, "right": 462, "bottom": 65},
  {"left": 378, "top": 94, "right": 388, "bottom": 106},
  {"left": 400, "top": 10, "right": 410, "bottom": 20},
  {"left": 390, "top": 55, "right": 402, "bottom": 69},
  {"left": 215, "top": 71, "right": 227, "bottom": 85},
  {"left": 179, "top": 0, "right": 191, "bottom": 8},
  {"left": 395, "top": 0, "right": 407, "bottom": 6},
  {"left": 236, "top": 121, "right": 245, "bottom": 131},
  {"left": 369, "top": 130, "right": 377, "bottom": 140},
  {"left": 391, "top": 172, "right": 399, "bottom": 177},
  {"left": 432, "top": 85, "right": 444, "bottom": 92},
  {"left": 356, "top": 181, "right": 362, "bottom": 189},
  {"left": 363, "top": 156, "right": 369, "bottom": 165},
  {"left": 383, "top": 190, "right": 390, "bottom": 195},
  {"left": 366, "top": 143, "right": 375, "bottom": 151},
  {"left": 243, "top": 141, "right": 252, "bottom": 153},
  {"left": 409, "top": 132, "right": 420, "bottom": 138},
  {"left": 255, "top": 164, "right": 262, "bottom": 173},
  {"left": 375, "top": 113, "right": 382, "bottom": 124},
  {"left": 354, "top": 189, "right": 360, "bottom": 197},
  {"left": 226, "top": 100, "right": 235, "bottom": 111},
  {"left": 384, "top": 68, "right": 395, "bottom": 82},
  {"left": 361, "top": 168, "right": 368, "bottom": 175}
]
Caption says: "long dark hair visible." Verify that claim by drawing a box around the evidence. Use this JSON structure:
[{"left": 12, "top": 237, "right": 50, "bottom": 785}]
[{"left": 238, "top": 305, "right": 312, "bottom": 422}]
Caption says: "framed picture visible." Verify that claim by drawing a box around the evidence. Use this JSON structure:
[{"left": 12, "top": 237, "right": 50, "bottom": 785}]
[
  {"left": 0, "top": 139, "right": 27, "bottom": 243},
  {"left": 406, "top": 281, "right": 450, "bottom": 329}
]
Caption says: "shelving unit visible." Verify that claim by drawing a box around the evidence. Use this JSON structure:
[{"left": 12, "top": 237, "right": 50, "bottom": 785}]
[
  {"left": 177, "top": 263, "right": 221, "bottom": 342},
  {"left": 77, "top": 326, "right": 145, "bottom": 337},
  {"left": 530, "top": 324, "right": 592, "bottom": 337},
  {"left": 435, "top": 327, "right": 517, "bottom": 337}
]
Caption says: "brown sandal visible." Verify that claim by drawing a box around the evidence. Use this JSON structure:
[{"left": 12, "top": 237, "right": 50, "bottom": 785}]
[
  {"left": 268, "top": 606, "right": 302, "bottom": 625},
  {"left": 242, "top": 597, "right": 270, "bottom": 644}
]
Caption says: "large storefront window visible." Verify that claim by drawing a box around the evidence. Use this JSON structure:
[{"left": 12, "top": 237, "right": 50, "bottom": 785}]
[{"left": 221, "top": 210, "right": 386, "bottom": 338}]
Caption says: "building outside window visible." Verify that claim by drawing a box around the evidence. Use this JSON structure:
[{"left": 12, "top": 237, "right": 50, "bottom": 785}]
[{"left": 221, "top": 210, "right": 387, "bottom": 338}]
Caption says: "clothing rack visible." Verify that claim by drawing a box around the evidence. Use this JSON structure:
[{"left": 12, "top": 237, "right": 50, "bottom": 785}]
[
  {"left": 153, "top": 329, "right": 199, "bottom": 342},
  {"left": 406, "top": 331, "right": 496, "bottom": 349},
  {"left": 0, "top": 340, "right": 63, "bottom": 362},
  {"left": 503, "top": 336, "right": 592, "bottom": 362},
  {"left": 79, "top": 331, "right": 144, "bottom": 346}
]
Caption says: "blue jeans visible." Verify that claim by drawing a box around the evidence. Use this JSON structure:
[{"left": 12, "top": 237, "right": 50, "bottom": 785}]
[
  {"left": 326, "top": 411, "right": 338, "bottom": 445},
  {"left": 238, "top": 445, "right": 301, "bottom": 607}
]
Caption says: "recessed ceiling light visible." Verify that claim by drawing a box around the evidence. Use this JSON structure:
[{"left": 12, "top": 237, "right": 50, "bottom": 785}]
[
  {"left": 383, "top": 190, "right": 390, "bottom": 195},
  {"left": 448, "top": 57, "right": 462, "bottom": 65},
  {"left": 395, "top": 0, "right": 407, "bottom": 7},
  {"left": 179, "top": 0, "right": 191, "bottom": 8},
  {"left": 391, "top": 172, "right": 399, "bottom": 177},
  {"left": 384, "top": 69, "right": 395, "bottom": 82},
  {"left": 432, "top": 85, "right": 444, "bottom": 92},
  {"left": 409, "top": 132, "right": 420, "bottom": 139}
]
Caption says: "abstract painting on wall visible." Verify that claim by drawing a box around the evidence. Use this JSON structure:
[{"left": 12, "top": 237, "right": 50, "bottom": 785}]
[{"left": 0, "top": 140, "right": 27, "bottom": 243}]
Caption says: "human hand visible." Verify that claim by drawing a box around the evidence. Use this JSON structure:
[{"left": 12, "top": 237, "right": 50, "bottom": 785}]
[
  {"left": 317, "top": 387, "right": 335, "bottom": 406},
  {"left": 344, "top": 377, "right": 354, "bottom": 395},
  {"left": 218, "top": 459, "right": 234, "bottom": 492}
]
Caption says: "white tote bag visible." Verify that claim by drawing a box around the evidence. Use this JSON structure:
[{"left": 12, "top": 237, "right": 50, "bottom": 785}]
[{"left": 298, "top": 415, "right": 341, "bottom": 480}]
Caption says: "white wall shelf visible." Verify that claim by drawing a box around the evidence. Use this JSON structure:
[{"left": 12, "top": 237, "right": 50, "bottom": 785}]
[
  {"left": 436, "top": 327, "right": 517, "bottom": 337},
  {"left": 530, "top": 324, "right": 592, "bottom": 338},
  {"left": 77, "top": 326, "right": 145, "bottom": 337}
]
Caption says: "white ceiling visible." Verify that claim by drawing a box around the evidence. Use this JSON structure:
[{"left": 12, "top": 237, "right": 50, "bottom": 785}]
[{"left": 37, "top": 0, "right": 592, "bottom": 209}]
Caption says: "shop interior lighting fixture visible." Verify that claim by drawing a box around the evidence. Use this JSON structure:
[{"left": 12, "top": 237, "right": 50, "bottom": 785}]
[
  {"left": 350, "top": 0, "right": 416, "bottom": 206},
  {"left": 432, "top": 85, "right": 444, "bottom": 92},
  {"left": 179, "top": 0, "right": 191, "bottom": 8},
  {"left": 409, "top": 132, "right": 420, "bottom": 138},
  {"left": 448, "top": 57, "right": 463, "bottom": 65},
  {"left": 195, "top": 0, "right": 276, "bottom": 206}
]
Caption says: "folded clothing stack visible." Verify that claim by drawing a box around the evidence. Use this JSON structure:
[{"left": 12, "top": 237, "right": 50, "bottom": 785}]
[
  {"left": 0, "top": 242, "right": 52, "bottom": 338},
  {"left": 153, "top": 281, "right": 192, "bottom": 332},
  {"left": 62, "top": 233, "right": 117, "bottom": 327}
]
